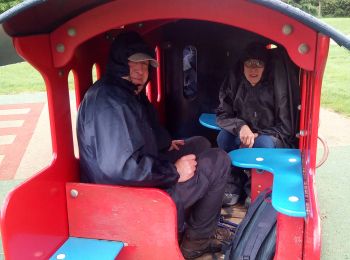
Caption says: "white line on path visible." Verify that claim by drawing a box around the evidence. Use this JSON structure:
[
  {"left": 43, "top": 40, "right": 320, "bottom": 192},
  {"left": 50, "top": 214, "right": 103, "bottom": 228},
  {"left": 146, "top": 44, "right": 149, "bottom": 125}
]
[
  {"left": 0, "top": 120, "right": 24, "bottom": 128},
  {"left": 0, "top": 108, "right": 30, "bottom": 115},
  {"left": 0, "top": 135, "right": 16, "bottom": 145}
]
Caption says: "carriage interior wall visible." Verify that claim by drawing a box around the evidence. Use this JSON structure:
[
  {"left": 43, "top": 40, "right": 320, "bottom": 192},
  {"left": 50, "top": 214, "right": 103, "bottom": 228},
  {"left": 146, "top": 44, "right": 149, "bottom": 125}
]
[{"left": 0, "top": 0, "right": 335, "bottom": 259}]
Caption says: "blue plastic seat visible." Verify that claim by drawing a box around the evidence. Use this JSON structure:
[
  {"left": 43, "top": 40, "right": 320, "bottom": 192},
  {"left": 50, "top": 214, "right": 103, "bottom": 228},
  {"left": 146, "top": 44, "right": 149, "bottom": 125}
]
[
  {"left": 228, "top": 148, "right": 306, "bottom": 217},
  {"left": 199, "top": 113, "right": 306, "bottom": 217},
  {"left": 50, "top": 237, "right": 124, "bottom": 260},
  {"left": 199, "top": 113, "right": 220, "bottom": 130}
]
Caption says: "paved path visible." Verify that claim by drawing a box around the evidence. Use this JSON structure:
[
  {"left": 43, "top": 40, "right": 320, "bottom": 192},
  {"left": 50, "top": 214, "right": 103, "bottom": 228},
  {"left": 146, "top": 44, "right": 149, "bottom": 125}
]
[
  {"left": 0, "top": 92, "right": 349, "bottom": 259},
  {"left": 0, "top": 92, "right": 77, "bottom": 181},
  {"left": 0, "top": 103, "right": 45, "bottom": 179}
]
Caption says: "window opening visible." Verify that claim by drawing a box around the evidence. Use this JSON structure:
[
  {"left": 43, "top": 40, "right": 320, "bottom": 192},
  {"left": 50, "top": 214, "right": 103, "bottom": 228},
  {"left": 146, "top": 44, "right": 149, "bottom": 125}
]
[
  {"left": 92, "top": 63, "right": 98, "bottom": 83},
  {"left": 68, "top": 70, "right": 79, "bottom": 158},
  {"left": 183, "top": 45, "right": 198, "bottom": 99}
]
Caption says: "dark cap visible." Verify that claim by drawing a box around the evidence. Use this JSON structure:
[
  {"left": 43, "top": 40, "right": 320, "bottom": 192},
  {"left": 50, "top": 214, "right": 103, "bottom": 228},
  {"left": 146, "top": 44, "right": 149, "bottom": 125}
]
[{"left": 242, "top": 42, "right": 269, "bottom": 63}]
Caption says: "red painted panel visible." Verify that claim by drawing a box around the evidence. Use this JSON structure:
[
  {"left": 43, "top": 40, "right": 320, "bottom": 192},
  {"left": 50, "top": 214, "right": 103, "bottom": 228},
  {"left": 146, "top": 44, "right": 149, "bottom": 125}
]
[
  {"left": 251, "top": 169, "right": 273, "bottom": 202},
  {"left": 66, "top": 183, "right": 183, "bottom": 260},
  {"left": 1, "top": 161, "right": 79, "bottom": 259},
  {"left": 275, "top": 214, "right": 304, "bottom": 260},
  {"left": 49, "top": 0, "right": 317, "bottom": 70}
]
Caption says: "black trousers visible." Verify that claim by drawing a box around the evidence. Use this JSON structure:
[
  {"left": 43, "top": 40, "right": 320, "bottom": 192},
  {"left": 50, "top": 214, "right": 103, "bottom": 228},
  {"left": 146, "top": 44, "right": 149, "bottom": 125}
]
[{"left": 161, "top": 136, "right": 231, "bottom": 240}]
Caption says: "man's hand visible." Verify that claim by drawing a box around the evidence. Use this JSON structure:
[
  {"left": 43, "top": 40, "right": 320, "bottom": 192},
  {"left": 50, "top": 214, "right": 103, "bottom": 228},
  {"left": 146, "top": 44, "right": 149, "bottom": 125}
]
[
  {"left": 175, "top": 154, "right": 197, "bottom": 182},
  {"left": 168, "top": 139, "right": 185, "bottom": 151},
  {"left": 239, "top": 125, "right": 258, "bottom": 148}
]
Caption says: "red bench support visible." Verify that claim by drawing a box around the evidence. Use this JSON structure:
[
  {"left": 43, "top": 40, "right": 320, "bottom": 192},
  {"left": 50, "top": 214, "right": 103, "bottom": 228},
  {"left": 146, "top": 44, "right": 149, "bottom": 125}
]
[{"left": 65, "top": 183, "right": 183, "bottom": 259}]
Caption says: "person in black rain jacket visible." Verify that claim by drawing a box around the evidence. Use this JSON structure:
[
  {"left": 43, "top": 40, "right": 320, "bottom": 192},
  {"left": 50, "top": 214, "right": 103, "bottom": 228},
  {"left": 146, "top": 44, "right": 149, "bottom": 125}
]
[
  {"left": 216, "top": 43, "right": 293, "bottom": 150},
  {"left": 77, "top": 31, "right": 231, "bottom": 259},
  {"left": 216, "top": 43, "right": 293, "bottom": 207}
]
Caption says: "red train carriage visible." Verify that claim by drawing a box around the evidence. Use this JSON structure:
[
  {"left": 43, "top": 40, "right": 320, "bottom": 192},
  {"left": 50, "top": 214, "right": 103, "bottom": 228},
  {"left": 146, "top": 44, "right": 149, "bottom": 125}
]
[{"left": 1, "top": 0, "right": 350, "bottom": 259}]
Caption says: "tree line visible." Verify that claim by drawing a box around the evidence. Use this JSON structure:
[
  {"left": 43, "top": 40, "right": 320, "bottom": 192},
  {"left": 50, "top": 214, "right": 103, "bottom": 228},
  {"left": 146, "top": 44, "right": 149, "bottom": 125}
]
[
  {"left": 1, "top": 0, "right": 349, "bottom": 17},
  {"left": 0, "top": 0, "right": 21, "bottom": 14},
  {"left": 283, "top": 0, "right": 350, "bottom": 17}
]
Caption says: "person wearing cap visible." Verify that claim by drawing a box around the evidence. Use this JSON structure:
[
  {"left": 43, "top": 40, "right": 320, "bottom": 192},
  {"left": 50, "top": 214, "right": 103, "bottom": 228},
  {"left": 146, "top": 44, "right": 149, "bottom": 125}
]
[
  {"left": 77, "top": 31, "right": 232, "bottom": 259},
  {"left": 216, "top": 42, "right": 293, "bottom": 206}
]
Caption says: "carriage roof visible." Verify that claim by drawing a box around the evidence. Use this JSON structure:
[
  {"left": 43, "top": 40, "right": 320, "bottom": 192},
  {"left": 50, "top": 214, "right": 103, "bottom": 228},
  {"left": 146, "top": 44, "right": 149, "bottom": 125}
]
[{"left": 0, "top": 0, "right": 349, "bottom": 50}]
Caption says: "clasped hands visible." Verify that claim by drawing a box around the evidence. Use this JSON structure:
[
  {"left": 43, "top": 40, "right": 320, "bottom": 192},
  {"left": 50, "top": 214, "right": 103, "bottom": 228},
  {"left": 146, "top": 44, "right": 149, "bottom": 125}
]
[
  {"left": 239, "top": 125, "right": 258, "bottom": 148},
  {"left": 168, "top": 140, "right": 197, "bottom": 183}
]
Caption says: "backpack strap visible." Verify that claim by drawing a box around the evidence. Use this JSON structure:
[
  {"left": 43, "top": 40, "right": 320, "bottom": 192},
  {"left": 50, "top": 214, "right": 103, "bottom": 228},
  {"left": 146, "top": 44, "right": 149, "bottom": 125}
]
[
  {"left": 242, "top": 202, "right": 277, "bottom": 259},
  {"left": 232, "top": 190, "right": 269, "bottom": 250}
]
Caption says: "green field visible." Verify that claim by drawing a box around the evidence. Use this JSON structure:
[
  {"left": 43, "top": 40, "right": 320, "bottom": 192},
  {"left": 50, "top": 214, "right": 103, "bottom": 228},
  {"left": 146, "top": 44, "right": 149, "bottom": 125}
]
[
  {"left": 0, "top": 62, "right": 75, "bottom": 94},
  {"left": 322, "top": 17, "right": 350, "bottom": 35},
  {"left": 0, "top": 18, "right": 350, "bottom": 116},
  {"left": 322, "top": 45, "right": 350, "bottom": 116}
]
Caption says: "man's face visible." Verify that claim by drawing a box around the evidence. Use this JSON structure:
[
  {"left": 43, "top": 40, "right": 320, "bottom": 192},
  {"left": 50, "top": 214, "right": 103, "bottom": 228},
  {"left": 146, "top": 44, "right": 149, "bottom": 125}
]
[
  {"left": 128, "top": 60, "right": 149, "bottom": 87},
  {"left": 243, "top": 59, "right": 265, "bottom": 86}
]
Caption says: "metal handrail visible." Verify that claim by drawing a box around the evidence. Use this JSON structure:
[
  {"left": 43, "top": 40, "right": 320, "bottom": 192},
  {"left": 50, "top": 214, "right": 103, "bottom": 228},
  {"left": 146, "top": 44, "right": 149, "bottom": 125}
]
[{"left": 316, "top": 135, "right": 329, "bottom": 168}]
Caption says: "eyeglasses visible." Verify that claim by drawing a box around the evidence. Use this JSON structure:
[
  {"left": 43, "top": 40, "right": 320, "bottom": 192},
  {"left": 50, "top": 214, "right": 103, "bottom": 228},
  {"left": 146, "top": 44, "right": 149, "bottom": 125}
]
[{"left": 244, "top": 59, "right": 265, "bottom": 68}]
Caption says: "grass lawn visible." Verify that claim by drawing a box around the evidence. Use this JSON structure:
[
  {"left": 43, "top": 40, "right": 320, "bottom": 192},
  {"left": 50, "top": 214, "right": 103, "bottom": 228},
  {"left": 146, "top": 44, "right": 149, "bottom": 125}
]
[
  {"left": 0, "top": 62, "right": 46, "bottom": 94},
  {"left": 322, "top": 45, "right": 350, "bottom": 117},
  {"left": 322, "top": 17, "right": 350, "bottom": 35},
  {"left": 321, "top": 18, "right": 350, "bottom": 116},
  {"left": 0, "top": 62, "right": 75, "bottom": 94}
]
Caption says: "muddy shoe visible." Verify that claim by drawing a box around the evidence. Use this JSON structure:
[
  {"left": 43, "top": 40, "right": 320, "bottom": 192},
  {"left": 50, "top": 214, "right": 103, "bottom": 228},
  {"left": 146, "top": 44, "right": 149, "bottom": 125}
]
[
  {"left": 211, "top": 226, "right": 234, "bottom": 244},
  {"left": 180, "top": 237, "right": 222, "bottom": 259},
  {"left": 222, "top": 192, "right": 240, "bottom": 207}
]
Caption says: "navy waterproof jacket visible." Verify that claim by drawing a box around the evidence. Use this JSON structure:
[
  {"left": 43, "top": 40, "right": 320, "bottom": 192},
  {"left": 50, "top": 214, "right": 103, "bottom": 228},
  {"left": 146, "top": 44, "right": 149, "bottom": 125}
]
[{"left": 77, "top": 32, "right": 180, "bottom": 189}]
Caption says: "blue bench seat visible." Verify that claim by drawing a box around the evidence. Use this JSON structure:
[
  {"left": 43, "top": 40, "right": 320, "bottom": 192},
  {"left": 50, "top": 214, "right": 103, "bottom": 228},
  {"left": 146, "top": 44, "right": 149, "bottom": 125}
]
[
  {"left": 199, "top": 113, "right": 306, "bottom": 217},
  {"left": 50, "top": 237, "right": 124, "bottom": 260},
  {"left": 199, "top": 113, "right": 221, "bottom": 130},
  {"left": 229, "top": 148, "right": 306, "bottom": 217}
]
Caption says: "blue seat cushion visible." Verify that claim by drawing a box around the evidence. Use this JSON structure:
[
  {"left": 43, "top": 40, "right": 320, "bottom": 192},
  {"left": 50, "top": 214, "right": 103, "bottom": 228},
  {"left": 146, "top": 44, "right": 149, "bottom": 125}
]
[{"left": 50, "top": 237, "right": 124, "bottom": 260}]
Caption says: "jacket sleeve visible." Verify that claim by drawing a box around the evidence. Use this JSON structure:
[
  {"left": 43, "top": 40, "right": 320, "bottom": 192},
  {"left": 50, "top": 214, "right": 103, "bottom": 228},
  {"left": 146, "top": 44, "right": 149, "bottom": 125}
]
[
  {"left": 260, "top": 83, "right": 293, "bottom": 147},
  {"left": 216, "top": 71, "right": 246, "bottom": 136},
  {"left": 93, "top": 103, "right": 179, "bottom": 188},
  {"left": 259, "top": 59, "right": 294, "bottom": 147}
]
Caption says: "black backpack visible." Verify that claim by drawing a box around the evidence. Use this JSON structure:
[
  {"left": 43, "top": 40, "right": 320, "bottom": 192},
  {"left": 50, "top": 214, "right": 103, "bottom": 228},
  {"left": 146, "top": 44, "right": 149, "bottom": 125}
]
[{"left": 225, "top": 190, "right": 277, "bottom": 260}]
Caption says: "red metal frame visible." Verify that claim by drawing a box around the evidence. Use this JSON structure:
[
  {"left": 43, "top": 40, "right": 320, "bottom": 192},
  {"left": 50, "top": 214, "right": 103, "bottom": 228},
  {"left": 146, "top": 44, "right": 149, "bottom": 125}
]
[
  {"left": 0, "top": 1, "right": 330, "bottom": 259},
  {"left": 302, "top": 34, "right": 330, "bottom": 260},
  {"left": 1, "top": 35, "right": 79, "bottom": 259},
  {"left": 49, "top": 0, "right": 317, "bottom": 70}
]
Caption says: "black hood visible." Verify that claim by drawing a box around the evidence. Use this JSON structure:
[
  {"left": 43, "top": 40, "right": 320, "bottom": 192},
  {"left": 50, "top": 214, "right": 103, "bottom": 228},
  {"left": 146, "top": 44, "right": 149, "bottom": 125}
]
[
  {"left": 104, "top": 31, "right": 156, "bottom": 84},
  {"left": 241, "top": 42, "right": 269, "bottom": 64},
  {"left": 235, "top": 44, "right": 271, "bottom": 86}
]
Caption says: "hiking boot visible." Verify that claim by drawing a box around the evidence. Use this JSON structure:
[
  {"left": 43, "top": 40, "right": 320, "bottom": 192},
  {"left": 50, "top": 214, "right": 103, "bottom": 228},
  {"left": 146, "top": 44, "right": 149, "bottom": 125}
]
[
  {"left": 211, "top": 226, "right": 234, "bottom": 243},
  {"left": 180, "top": 237, "right": 222, "bottom": 259},
  {"left": 222, "top": 192, "right": 240, "bottom": 207}
]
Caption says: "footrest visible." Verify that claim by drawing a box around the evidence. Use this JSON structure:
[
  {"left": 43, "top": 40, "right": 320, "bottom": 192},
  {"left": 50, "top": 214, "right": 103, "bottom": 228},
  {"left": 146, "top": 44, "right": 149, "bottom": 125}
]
[
  {"left": 50, "top": 237, "right": 124, "bottom": 260},
  {"left": 199, "top": 113, "right": 220, "bottom": 130},
  {"left": 228, "top": 148, "right": 306, "bottom": 217}
]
